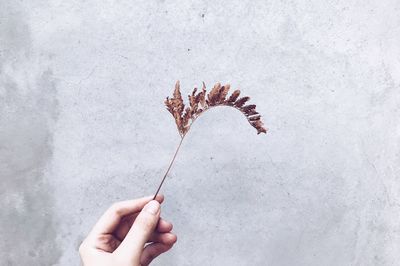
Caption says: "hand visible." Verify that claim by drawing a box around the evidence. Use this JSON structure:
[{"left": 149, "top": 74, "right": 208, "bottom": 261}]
[{"left": 79, "top": 195, "right": 177, "bottom": 266}]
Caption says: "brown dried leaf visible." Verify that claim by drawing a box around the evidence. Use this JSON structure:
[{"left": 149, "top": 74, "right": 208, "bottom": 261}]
[
  {"left": 165, "top": 81, "right": 187, "bottom": 136},
  {"left": 241, "top": 104, "right": 256, "bottom": 112},
  {"left": 189, "top": 88, "right": 197, "bottom": 108},
  {"left": 249, "top": 115, "right": 261, "bottom": 121},
  {"left": 227, "top": 90, "right": 241, "bottom": 104},
  {"left": 199, "top": 82, "right": 207, "bottom": 108},
  {"left": 219, "top": 84, "right": 230, "bottom": 103},
  {"left": 172, "top": 81, "right": 184, "bottom": 114},
  {"left": 165, "top": 98, "right": 174, "bottom": 115},
  {"left": 165, "top": 81, "right": 267, "bottom": 136},
  {"left": 251, "top": 119, "right": 267, "bottom": 134},
  {"left": 188, "top": 88, "right": 198, "bottom": 115},
  {"left": 234, "top": 96, "right": 250, "bottom": 108},
  {"left": 207, "top": 83, "right": 221, "bottom": 105},
  {"left": 245, "top": 109, "right": 259, "bottom": 116},
  {"left": 182, "top": 107, "right": 192, "bottom": 134},
  {"left": 156, "top": 81, "right": 267, "bottom": 199}
]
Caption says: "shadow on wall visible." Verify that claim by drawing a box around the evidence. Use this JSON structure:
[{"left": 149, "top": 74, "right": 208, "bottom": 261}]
[{"left": 0, "top": 2, "right": 61, "bottom": 265}]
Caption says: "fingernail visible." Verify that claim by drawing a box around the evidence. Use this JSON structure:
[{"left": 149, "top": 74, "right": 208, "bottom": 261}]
[{"left": 143, "top": 200, "right": 160, "bottom": 215}]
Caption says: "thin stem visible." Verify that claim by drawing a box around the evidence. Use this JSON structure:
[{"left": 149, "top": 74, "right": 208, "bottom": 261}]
[
  {"left": 152, "top": 103, "right": 256, "bottom": 199},
  {"left": 153, "top": 135, "right": 186, "bottom": 200}
]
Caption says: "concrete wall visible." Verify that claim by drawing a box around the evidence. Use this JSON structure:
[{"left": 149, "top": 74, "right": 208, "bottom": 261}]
[{"left": 1, "top": 1, "right": 399, "bottom": 265}]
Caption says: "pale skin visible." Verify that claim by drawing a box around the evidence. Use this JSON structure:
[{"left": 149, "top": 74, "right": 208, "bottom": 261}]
[{"left": 79, "top": 195, "right": 177, "bottom": 266}]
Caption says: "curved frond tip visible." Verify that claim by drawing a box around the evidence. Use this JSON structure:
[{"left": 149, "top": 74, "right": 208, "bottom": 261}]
[{"left": 165, "top": 81, "right": 268, "bottom": 136}]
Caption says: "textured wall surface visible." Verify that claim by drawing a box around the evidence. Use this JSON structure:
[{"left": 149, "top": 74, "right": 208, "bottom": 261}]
[{"left": 1, "top": 1, "right": 400, "bottom": 265}]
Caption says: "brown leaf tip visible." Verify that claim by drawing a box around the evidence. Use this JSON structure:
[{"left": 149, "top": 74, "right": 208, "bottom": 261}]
[{"left": 165, "top": 81, "right": 268, "bottom": 136}]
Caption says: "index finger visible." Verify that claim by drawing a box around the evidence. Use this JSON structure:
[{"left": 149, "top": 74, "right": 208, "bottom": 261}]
[{"left": 89, "top": 194, "right": 164, "bottom": 237}]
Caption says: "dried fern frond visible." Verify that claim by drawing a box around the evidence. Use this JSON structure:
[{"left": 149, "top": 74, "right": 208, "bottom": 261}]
[
  {"left": 153, "top": 81, "right": 267, "bottom": 199},
  {"left": 165, "top": 81, "right": 267, "bottom": 136}
]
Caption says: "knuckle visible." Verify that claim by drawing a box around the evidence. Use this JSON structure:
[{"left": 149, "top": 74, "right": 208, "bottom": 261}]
[{"left": 108, "top": 203, "right": 123, "bottom": 217}]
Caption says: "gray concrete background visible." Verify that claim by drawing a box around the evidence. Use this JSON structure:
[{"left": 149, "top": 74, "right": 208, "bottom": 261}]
[{"left": 1, "top": 0, "right": 400, "bottom": 265}]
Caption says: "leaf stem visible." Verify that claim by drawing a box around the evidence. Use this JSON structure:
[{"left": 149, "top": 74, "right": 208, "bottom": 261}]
[
  {"left": 152, "top": 135, "right": 186, "bottom": 200},
  {"left": 152, "top": 103, "right": 262, "bottom": 200}
]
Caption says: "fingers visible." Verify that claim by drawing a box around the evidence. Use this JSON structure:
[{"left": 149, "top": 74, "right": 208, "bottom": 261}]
[
  {"left": 149, "top": 232, "right": 177, "bottom": 245},
  {"left": 115, "top": 200, "right": 161, "bottom": 261},
  {"left": 90, "top": 195, "right": 164, "bottom": 236},
  {"left": 140, "top": 242, "right": 175, "bottom": 266},
  {"left": 157, "top": 218, "right": 173, "bottom": 233},
  {"left": 115, "top": 216, "right": 173, "bottom": 241}
]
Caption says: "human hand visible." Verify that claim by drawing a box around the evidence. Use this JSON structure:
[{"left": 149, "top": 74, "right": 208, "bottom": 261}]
[{"left": 79, "top": 195, "right": 177, "bottom": 266}]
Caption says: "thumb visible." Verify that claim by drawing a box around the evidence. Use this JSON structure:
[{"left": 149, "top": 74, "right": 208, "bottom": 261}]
[{"left": 116, "top": 200, "right": 161, "bottom": 260}]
